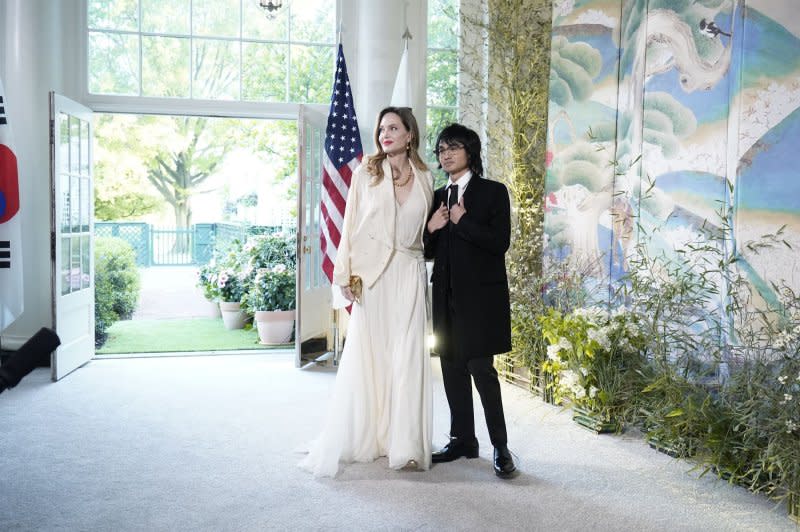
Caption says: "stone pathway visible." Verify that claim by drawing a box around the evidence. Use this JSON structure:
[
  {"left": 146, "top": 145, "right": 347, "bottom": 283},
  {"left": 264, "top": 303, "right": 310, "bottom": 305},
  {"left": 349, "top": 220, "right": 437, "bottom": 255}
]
[{"left": 132, "top": 266, "right": 220, "bottom": 320}]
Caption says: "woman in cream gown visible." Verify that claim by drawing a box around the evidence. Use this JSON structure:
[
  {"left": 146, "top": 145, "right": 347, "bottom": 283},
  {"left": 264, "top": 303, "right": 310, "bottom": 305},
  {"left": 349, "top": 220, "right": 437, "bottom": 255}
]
[{"left": 299, "top": 107, "right": 434, "bottom": 477}]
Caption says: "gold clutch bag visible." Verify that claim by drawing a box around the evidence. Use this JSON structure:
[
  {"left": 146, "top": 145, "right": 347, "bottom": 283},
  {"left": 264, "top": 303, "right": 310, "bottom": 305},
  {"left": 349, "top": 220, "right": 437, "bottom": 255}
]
[{"left": 349, "top": 275, "right": 363, "bottom": 303}]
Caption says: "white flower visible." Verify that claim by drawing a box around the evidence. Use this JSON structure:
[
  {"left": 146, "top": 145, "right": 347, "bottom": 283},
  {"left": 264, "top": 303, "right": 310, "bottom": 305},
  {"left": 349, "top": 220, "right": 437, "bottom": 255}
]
[
  {"left": 574, "top": 306, "right": 605, "bottom": 324},
  {"left": 560, "top": 370, "right": 579, "bottom": 389},
  {"left": 778, "top": 375, "right": 788, "bottom": 385},
  {"left": 579, "top": 366, "right": 589, "bottom": 377},
  {"left": 547, "top": 344, "right": 561, "bottom": 361},
  {"left": 588, "top": 327, "right": 611, "bottom": 350},
  {"left": 611, "top": 305, "right": 627, "bottom": 318},
  {"left": 557, "top": 337, "right": 572, "bottom": 352},
  {"left": 589, "top": 386, "right": 599, "bottom": 398},
  {"left": 775, "top": 331, "right": 791, "bottom": 350},
  {"left": 786, "top": 419, "right": 798, "bottom": 434},
  {"left": 574, "top": 386, "right": 586, "bottom": 399}
]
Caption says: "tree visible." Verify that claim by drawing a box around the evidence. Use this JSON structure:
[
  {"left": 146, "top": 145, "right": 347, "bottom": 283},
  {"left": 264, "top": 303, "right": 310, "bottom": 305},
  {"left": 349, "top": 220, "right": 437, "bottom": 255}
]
[
  {"left": 144, "top": 116, "right": 237, "bottom": 237},
  {"left": 94, "top": 113, "right": 161, "bottom": 221}
]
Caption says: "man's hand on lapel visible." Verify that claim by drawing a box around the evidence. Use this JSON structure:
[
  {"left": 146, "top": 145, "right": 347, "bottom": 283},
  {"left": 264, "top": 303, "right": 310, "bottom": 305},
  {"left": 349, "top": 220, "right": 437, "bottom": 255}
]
[{"left": 450, "top": 198, "right": 466, "bottom": 224}]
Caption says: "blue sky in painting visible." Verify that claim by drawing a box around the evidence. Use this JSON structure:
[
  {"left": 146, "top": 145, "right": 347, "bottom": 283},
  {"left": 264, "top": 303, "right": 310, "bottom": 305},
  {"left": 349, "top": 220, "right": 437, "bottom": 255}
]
[
  {"left": 644, "top": 7, "right": 800, "bottom": 124},
  {"left": 737, "top": 106, "right": 800, "bottom": 213}
]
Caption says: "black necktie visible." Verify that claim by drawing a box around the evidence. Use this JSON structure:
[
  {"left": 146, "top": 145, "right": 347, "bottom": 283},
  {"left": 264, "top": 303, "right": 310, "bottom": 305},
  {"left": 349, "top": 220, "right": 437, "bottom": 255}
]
[{"left": 448, "top": 184, "right": 458, "bottom": 210}]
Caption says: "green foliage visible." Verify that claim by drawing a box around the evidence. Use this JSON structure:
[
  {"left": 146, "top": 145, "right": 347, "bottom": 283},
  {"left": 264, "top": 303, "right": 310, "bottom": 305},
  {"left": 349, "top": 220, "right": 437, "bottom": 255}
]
[
  {"left": 241, "top": 231, "right": 297, "bottom": 272},
  {"left": 200, "top": 241, "right": 249, "bottom": 303},
  {"left": 465, "top": 0, "right": 552, "bottom": 375},
  {"left": 95, "top": 191, "right": 161, "bottom": 221},
  {"left": 242, "top": 265, "right": 296, "bottom": 313},
  {"left": 196, "top": 262, "right": 222, "bottom": 302},
  {"left": 428, "top": 0, "right": 459, "bottom": 49},
  {"left": 95, "top": 114, "right": 298, "bottom": 231},
  {"left": 240, "top": 232, "right": 297, "bottom": 313},
  {"left": 95, "top": 237, "right": 141, "bottom": 345},
  {"left": 197, "top": 231, "right": 297, "bottom": 311},
  {"left": 426, "top": 0, "right": 459, "bottom": 163},
  {"left": 509, "top": 252, "right": 603, "bottom": 374},
  {"left": 540, "top": 306, "right": 648, "bottom": 424},
  {"left": 611, "top": 200, "right": 799, "bottom": 510}
]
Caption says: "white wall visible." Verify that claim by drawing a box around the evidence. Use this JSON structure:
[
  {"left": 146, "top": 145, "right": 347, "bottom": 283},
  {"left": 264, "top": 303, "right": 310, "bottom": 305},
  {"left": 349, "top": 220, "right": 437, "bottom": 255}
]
[{"left": 1, "top": 0, "right": 81, "bottom": 348}]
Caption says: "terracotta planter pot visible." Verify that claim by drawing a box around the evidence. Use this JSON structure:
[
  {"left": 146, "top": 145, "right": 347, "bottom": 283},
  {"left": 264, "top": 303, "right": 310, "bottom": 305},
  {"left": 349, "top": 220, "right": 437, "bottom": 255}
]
[
  {"left": 254, "top": 309, "right": 295, "bottom": 345},
  {"left": 219, "top": 301, "right": 247, "bottom": 330}
]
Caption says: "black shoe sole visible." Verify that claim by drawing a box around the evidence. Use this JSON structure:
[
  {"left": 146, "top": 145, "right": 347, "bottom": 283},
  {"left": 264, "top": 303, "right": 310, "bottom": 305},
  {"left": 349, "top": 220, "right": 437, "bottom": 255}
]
[
  {"left": 431, "top": 449, "right": 480, "bottom": 463},
  {"left": 495, "top": 467, "right": 517, "bottom": 479}
]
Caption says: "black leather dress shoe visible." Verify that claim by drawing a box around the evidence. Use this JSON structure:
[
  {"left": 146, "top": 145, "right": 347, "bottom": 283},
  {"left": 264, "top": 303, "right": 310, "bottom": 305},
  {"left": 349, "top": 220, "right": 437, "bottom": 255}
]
[
  {"left": 431, "top": 437, "right": 479, "bottom": 463},
  {"left": 493, "top": 445, "right": 516, "bottom": 478}
]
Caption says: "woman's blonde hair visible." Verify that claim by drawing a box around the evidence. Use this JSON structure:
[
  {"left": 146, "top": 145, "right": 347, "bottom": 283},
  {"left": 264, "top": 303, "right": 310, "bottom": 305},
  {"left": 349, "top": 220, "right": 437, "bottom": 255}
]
[{"left": 365, "top": 106, "right": 428, "bottom": 184}]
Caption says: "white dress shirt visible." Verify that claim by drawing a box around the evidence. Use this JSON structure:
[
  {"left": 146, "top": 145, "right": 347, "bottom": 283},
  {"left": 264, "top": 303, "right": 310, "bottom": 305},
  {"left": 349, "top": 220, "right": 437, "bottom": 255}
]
[{"left": 447, "top": 170, "right": 472, "bottom": 208}]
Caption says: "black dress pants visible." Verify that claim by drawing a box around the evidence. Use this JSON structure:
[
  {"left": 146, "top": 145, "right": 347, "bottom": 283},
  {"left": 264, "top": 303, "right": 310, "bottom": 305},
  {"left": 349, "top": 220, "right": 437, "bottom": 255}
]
[{"left": 440, "top": 353, "right": 508, "bottom": 447}]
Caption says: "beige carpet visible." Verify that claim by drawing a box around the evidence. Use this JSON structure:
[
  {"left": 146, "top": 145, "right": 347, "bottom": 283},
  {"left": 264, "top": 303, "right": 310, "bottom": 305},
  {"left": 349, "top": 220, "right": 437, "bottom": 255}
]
[{"left": 0, "top": 353, "right": 794, "bottom": 531}]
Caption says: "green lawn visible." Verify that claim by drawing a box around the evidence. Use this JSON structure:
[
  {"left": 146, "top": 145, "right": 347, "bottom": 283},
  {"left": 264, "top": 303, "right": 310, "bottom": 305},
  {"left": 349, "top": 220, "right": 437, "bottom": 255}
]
[{"left": 96, "top": 318, "right": 290, "bottom": 355}]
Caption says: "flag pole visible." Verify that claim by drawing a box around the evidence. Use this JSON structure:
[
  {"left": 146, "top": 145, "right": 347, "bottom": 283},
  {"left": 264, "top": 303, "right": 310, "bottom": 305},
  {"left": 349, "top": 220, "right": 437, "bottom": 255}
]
[
  {"left": 331, "top": 19, "right": 344, "bottom": 367},
  {"left": 308, "top": 34, "right": 362, "bottom": 369}
]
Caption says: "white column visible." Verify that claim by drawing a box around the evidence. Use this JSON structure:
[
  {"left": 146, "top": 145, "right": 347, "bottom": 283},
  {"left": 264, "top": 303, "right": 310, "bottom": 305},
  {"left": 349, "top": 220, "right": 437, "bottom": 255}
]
[
  {"left": 1, "top": 0, "right": 79, "bottom": 346},
  {"left": 351, "top": 0, "right": 428, "bottom": 153}
]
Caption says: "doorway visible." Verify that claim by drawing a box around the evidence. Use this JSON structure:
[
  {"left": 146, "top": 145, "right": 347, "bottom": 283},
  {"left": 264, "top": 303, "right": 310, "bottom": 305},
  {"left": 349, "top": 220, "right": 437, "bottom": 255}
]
[{"left": 92, "top": 112, "right": 298, "bottom": 356}]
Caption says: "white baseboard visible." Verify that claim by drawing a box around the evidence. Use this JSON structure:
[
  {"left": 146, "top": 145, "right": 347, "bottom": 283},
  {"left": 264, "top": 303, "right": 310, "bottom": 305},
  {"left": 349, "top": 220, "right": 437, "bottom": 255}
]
[{"left": 0, "top": 334, "right": 28, "bottom": 350}]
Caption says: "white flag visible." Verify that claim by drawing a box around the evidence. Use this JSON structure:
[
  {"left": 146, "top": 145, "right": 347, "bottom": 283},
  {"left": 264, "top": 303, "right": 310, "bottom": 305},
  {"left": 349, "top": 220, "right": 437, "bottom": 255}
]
[
  {"left": 390, "top": 47, "right": 412, "bottom": 107},
  {"left": 0, "top": 76, "right": 23, "bottom": 332}
]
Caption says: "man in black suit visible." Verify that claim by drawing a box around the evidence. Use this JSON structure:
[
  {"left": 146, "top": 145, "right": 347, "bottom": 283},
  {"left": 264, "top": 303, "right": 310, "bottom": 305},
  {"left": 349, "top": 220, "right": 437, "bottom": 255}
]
[{"left": 424, "top": 123, "right": 516, "bottom": 478}]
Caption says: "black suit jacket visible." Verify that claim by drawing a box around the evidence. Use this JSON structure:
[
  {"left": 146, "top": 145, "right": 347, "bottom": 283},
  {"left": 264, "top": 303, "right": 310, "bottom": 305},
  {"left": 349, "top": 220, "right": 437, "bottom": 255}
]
[{"left": 424, "top": 176, "right": 512, "bottom": 360}]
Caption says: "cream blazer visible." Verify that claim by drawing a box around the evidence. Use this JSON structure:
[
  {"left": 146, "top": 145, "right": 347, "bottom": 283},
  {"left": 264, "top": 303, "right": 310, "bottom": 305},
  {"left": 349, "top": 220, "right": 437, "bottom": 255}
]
[{"left": 332, "top": 158, "right": 434, "bottom": 289}]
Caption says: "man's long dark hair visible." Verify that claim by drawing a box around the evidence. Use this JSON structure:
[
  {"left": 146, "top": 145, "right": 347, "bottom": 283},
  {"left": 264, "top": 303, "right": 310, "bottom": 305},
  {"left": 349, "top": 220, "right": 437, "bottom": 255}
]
[{"left": 434, "top": 123, "right": 483, "bottom": 178}]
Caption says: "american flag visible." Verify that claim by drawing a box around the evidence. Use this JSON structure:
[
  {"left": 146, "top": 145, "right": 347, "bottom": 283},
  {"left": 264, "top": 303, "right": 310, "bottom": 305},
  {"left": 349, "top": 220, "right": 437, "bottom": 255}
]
[
  {"left": 0, "top": 76, "right": 23, "bottom": 331},
  {"left": 320, "top": 44, "right": 363, "bottom": 283}
]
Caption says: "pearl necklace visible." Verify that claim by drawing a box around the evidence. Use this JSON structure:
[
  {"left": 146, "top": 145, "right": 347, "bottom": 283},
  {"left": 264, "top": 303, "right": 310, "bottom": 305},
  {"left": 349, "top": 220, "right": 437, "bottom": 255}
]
[{"left": 392, "top": 165, "right": 413, "bottom": 188}]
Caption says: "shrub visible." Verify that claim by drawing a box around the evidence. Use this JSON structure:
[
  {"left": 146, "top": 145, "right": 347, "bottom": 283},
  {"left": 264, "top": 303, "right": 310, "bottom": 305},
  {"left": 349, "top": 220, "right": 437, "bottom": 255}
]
[
  {"left": 540, "top": 306, "right": 647, "bottom": 425},
  {"left": 196, "top": 231, "right": 297, "bottom": 307},
  {"left": 241, "top": 232, "right": 297, "bottom": 311},
  {"left": 95, "top": 236, "right": 140, "bottom": 345},
  {"left": 242, "top": 264, "right": 296, "bottom": 313}
]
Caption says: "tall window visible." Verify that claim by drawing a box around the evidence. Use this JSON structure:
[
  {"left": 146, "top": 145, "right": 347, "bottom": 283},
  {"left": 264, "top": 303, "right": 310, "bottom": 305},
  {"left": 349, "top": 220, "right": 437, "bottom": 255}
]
[
  {"left": 87, "top": 0, "right": 335, "bottom": 103},
  {"left": 426, "top": 0, "right": 459, "bottom": 170}
]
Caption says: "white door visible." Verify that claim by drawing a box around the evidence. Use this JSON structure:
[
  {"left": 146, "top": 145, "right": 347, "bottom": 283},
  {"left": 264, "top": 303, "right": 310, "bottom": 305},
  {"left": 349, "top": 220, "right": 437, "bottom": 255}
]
[
  {"left": 296, "top": 104, "right": 332, "bottom": 367},
  {"left": 50, "top": 93, "right": 94, "bottom": 381}
]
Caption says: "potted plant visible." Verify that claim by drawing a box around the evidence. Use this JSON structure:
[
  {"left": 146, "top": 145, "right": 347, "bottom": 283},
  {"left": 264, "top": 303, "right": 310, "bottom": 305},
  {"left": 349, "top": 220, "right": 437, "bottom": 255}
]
[
  {"left": 242, "top": 231, "right": 296, "bottom": 272},
  {"left": 196, "top": 261, "right": 223, "bottom": 317},
  {"left": 242, "top": 264, "right": 296, "bottom": 344},
  {"left": 216, "top": 267, "right": 248, "bottom": 330}
]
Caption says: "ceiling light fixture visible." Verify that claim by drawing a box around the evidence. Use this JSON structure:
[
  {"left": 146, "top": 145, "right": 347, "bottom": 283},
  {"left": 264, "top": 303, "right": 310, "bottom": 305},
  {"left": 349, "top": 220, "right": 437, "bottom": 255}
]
[{"left": 257, "top": 0, "right": 285, "bottom": 19}]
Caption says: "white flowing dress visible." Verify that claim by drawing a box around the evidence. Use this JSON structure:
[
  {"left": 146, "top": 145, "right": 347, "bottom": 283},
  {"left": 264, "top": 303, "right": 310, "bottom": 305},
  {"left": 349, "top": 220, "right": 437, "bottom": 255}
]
[{"left": 299, "top": 177, "right": 432, "bottom": 477}]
